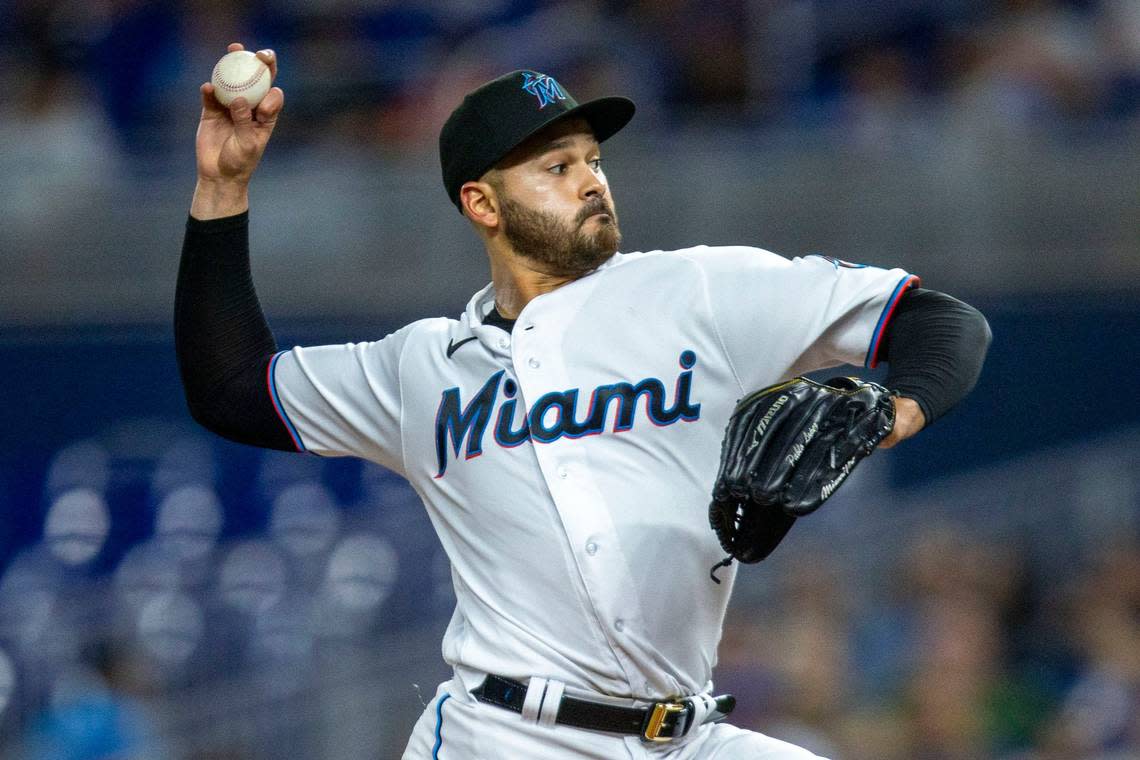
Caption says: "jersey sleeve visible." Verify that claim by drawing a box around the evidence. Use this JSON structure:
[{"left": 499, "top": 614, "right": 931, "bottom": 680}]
[
  {"left": 269, "top": 323, "right": 418, "bottom": 472},
  {"left": 681, "top": 246, "right": 919, "bottom": 390}
]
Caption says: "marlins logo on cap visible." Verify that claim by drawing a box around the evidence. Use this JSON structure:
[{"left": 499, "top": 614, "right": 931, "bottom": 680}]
[{"left": 521, "top": 72, "right": 567, "bottom": 108}]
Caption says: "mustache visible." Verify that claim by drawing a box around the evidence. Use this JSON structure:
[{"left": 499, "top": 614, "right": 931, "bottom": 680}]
[{"left": 576, "top": 197, "right": 614, "bottom": 224}]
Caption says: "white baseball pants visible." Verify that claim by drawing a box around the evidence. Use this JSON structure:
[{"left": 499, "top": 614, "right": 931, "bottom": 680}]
[{"left": 401, "top": 678, "right": 827, "bottom": 759}]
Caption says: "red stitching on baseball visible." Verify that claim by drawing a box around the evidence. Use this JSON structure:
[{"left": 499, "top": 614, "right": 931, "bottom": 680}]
[{"left": 213, "top": 63, "right": 266, "bottom": 92}]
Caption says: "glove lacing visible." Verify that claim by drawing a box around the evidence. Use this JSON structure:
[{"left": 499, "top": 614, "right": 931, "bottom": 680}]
[{"left": 709, "top": 555, "right": 734, "bottom": 584}]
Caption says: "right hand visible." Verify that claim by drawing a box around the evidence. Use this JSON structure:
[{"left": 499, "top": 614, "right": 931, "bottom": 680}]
[{"left": 193, "top": 43, "right": 283, "bottom": 214}]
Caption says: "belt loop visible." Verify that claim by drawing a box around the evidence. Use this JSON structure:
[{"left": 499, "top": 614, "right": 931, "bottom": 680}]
[
  {"left": 537, "top": 680, "right": 565, "bottom": 727},
  {"left": 686, "top": 693, "right": 715, "bottom": 727},
  {"left": 521, "top": 677, "right": 548, "bottom": 724}
]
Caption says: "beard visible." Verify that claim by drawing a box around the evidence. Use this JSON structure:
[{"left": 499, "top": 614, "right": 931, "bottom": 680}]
[{"left": 498, "top": 193, "right": 622, "bottom": 277}]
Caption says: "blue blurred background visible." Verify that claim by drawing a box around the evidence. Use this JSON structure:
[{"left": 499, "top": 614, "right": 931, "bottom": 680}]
[{"left": 1, "top": 1, "right": 1139, "bottom": 758}]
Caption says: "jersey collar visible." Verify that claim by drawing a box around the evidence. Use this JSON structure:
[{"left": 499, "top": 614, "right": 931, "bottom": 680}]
[{"left": 461, "top": 252, "right": 626, "bottom": 329}]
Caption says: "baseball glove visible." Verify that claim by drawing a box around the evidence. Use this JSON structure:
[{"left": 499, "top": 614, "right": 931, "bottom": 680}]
[{"left": 708, "top": 376, "right": 895, "bottom": 580}]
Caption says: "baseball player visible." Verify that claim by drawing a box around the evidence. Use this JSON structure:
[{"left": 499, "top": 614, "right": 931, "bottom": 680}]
[{"left": 177, "top": 45, "right": 990, "bottom": 759}]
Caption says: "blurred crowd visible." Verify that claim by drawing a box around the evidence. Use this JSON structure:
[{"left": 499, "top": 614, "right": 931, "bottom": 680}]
[
  {"left": 0, "top": 431, "right": 454, "bottom": 758},
  {"left": 1, "top": 0, "right": 1138, "bottom": 162},
  {"left": 720, "top": 532, "right": 1140, "bottom": 759},
  {"left": 0, "top": 424, "right": 1138, "bottom": 758}
]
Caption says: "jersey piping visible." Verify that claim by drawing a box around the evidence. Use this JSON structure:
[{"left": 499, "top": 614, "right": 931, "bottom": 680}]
[
  {"left": 398, "top": 325, "right": 414, "bottom": 476},
  {"left": 267, "top": 351, "right": 306, "bottom": 452},
  {"left": 432, "top": 693, "right": 451, "bottom": 759},
  {"left": 865, "top": 274, "right": 921, "bottom": 369}
]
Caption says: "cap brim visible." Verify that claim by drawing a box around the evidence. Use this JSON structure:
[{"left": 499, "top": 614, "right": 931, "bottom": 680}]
[
  {"left": 502, "top": 96, "right": 636, "bottom": 165},
  {"left": 566, "top": 96, "right": 636, "bottom": 144}
]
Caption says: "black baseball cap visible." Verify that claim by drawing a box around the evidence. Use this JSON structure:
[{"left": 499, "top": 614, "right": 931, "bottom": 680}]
[{"left": 439, "top": 70, "right": 635, "bottom": 211}]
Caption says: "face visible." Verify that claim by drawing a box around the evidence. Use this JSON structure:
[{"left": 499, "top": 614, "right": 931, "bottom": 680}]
[{"left": 486, "top": 119, "right": 621, "bottom": 277}]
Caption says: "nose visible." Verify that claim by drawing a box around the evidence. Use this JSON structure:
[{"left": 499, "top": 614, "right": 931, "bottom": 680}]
[{"left": 580, "top": 166, "right": 605, "bottom": 201}]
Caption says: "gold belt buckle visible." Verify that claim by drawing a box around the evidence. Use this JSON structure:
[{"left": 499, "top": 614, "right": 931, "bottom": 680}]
[{"left": 643, "top": 701, "right": 687, "bottom": 742}]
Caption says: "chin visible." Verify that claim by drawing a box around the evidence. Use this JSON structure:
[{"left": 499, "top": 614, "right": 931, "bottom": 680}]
[{"left": 595, "top": 228, "right": 621, "bottom": 254}]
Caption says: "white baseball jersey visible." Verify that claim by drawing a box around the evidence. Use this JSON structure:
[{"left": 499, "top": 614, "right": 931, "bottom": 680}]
[{"left": 270, "top": 245, "right": 917, "bottom": 702}]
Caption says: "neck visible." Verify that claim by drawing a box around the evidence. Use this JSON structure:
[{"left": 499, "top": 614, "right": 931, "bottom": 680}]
[{"left": 487, "top": 246, "right": 578, "bottom": 319}]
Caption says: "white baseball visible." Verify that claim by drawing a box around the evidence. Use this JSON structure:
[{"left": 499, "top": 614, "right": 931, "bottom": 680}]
[{"left": 211, "top": 50, "right": 271, "bottom": 108}]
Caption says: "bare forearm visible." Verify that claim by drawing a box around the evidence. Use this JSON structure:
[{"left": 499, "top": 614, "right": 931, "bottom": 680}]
[{"left": 190, "top": 179, "right": 250, "bottom": 220}]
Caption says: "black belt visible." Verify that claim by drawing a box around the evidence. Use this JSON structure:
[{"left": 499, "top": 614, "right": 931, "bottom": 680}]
[{"left": 471, "top": 674, "right": 736, "bottom": 743}]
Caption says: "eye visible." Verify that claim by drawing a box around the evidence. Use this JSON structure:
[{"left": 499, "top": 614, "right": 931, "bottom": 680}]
[
  {"left": 548, "top": 163, "right": 567, "bottom": 175},
  {"left": 589, "top": 158, "right": 603, "bottom": 171}
]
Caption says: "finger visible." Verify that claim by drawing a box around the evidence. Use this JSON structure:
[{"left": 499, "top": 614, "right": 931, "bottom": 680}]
[
  {"left": 200, "top": 82, "right": 227, "bottom": 118},
  {"left": 255, "top": 48, "right": 277, "bottom": 82},
  {"left": 255, "top": 86, "right": 284, "bottom": 124},
  {"left": 227, "top": 42, "right": 244, "bottom": 52},
  {"left": 228, "top": 97, "right": 257, "bottom": 147}
]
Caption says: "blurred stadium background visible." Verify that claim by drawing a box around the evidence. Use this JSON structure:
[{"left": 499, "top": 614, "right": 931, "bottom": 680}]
[{"left": 1, "top": 0, "right": 1139, "bottom": 758}]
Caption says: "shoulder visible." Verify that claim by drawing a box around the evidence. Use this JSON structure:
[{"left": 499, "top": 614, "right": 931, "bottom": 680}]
[
  {"left": 600, "top": 246, "right": 801, "bottom": 280},
  {"left": 354, "top": 317, "right": 457, "bottom": 348},
  {"left": 400, "top": 316, "right": 462, "bottom": 341},
  {"left": 371, "top": 317, "right": 465, "bottom": 357},
  {"left": 610, "top": 245, "right": 795, "bottom": 267},
  {"left": 673, "top": 245, "right": 797, "bottom": 271},
  {"left": 290, "top": 317, "right": 456, "bottom": 363}
]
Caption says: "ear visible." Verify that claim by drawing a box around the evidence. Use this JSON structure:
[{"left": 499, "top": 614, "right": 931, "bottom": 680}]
[{"left": 460, "top": 181, "right": 500, "bottom": 229}]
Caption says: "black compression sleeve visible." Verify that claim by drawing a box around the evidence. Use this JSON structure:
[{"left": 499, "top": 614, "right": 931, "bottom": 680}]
[
  {"left": 174, "top": 212, "right": 299, "bottom": 451},
  {"left": 878, "top": 288, "right": 992, "bottom": 425}
]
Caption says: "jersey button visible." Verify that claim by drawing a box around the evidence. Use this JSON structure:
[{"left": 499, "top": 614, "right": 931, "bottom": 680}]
[
  {"left": 614, "top": 619, "right": 625, "bottom": 632},
  {"left": 498, "top": 337, "right": 510, "bottom": 349},
  {"left": 585, "top": 541, "right": 598, "bottom": 556},
  {"left": 527, "top": 357, "right": 540, "bottom": 369},
  {"left": 557, "top": 466, "right": 568, "bottom": 479}
]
